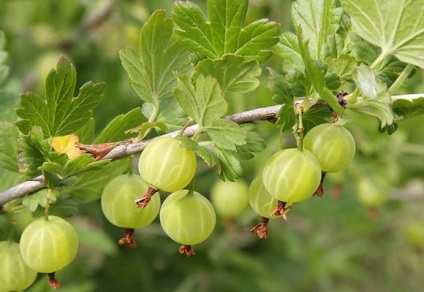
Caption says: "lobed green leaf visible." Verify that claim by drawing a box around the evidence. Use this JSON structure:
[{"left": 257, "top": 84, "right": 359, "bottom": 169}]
[
  {"left": 15, "top": 55, "right": 104, "bottom": 138},
  {"left": 39, "top": 154, "right": 110, "bottom": 179},
  {"left": 341, "top": 0, "right": 424, "bottom": 68},
  {"left": 393, "top": 96, "right": 424, "bottom": 119},
  {"left": 350, "top": 65, "right": 394, "bottom": 127},
  {"left": 173, "top": 0, "right": 279, "bottom": 63},
  {"left": 120, "top": 10, "right": 192, "bottom": 110},
  {"left": 194, "top": 55, "right": 261, "bottom": 93},
  {"left": 94, "top": 108, "right": 146, "bottom": 143},
  {"left": 292, "top": 0, "right": 343, "bottom": 60}
]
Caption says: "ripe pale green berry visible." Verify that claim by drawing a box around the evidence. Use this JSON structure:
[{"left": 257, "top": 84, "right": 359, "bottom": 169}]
[
  {"left": 101, "top": 174, "right": 161, "bottom": 228},
  {"left": 0, "top": 241, "right": 37, "bottom": 291},
  {"left": 303, "top": 123, "right": 356, "bottom": 173},
  {"left": 211, "top": 179, "right": 249, "bottom": 218},
  {"left": 20, "top": 216, "right": 79, "bottom": 273},
  {"left": 160, "top": 190, "right": 216, "bottom": 246},
  {"left": 262, "top": 148, "right": 321, "bottom": 203},
  {"left": 138, "top": 137, "right": 197, "bottom": 192},
  {"left": 248, "top": 176, "right": 280, "bottom": 219}
]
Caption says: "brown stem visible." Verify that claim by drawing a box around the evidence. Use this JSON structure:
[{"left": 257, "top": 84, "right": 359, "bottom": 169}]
[
  {"left": 250, "top": 217, "right": 270, "bottom": 239},
  {"left": 179, "top": 245, "right": 195, "bottom": 256},
  {"left": 75, "top": 139, "right": 133, "bottom": 160},
  {"left": 118, "top": 228, "right": 137, "bottom": 248},
  {"left": 48, "top": 272, "right": 61, "bottom": 289},
  {"left": 270, "top": 201, "right": 291, "bottom": 220},
  {"left": 314, "top": 172, "right": 327, "bottom": 197},
  {"left": 134, "top": 186, "right": 158, "bottom": 208}
]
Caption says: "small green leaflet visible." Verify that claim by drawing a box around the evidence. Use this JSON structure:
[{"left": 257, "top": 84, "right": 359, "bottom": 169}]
[
  {"left": 324, "top": 54, "right": 356, "bottom": 81},
  {"left": 177, "top": 123, "right": 265, "bottom": 181},
  {"left": 393, "top": 95, "right": 424, "bottom": 119},
  {"left": 94, "top": 108, "right": 146, "bottom": 143},
  {"left": 120, "top": 10, "right": 192, "bottom": 109},
  {"left": 292, "top": 0, "right": 343, "bottom": 60},
  {"left": 39, "top": 154, "right": 110, "bottom": 180},
  {"left": 60, "top": 158, "right": 128, "bottom": 203},
  {"left": 142, "top": 97, "right": 187, "bottom": 132},
  {"left": 350, "top": 33, "right": 409, "bottom": 86},
  {"left": 22, "top": 189, "right": 58, "bottom": 212},
  {"left": 274, "top": 32, "right": 304, "bottom": 73},
  {"left": 349, "top": 64, "right": 394, "bottom": 127},
  {"left": 173, "top": 0, "right": 280, "bottom": 63},
  {"left": 297, "top": 30, "right": 345, "bottom": 114},
  {"left": 15, "top": 55, "right": 104, "bottom": 138},
  {"left": 18, "top": 127, "right": 56, "bottom": 176},
  {"left": 340, "top": 0, "right": 424, "bottom": 68},
  {"left": 193, "top": 55, "right": 261, "bottom": 94},
  {"left": 174, "top": 74, "right": 247, "bottom": 150}
]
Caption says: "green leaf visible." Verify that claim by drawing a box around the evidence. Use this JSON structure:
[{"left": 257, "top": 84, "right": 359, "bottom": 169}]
[
  {"left": 22, "top": 189, "right": 58, "bottom": 212},
  {"left": 119, "top": 10, "right": 191, "bottom": 109},
  {"left": 349, "top": 64, "right": 394, "bottom": 127},
  {"left": 274, "top": 32, "right": 304, "bottom": 72},
  {"left": 267, "top": 68, "right": 295, "bottom": 103},
  {"left": 393, "top": 96, "right": 424, "bottom": 119},
  {"left": 194, "top": 55, "right": 261, "bottom": 93},
  {"left": 15, "top": 55, "right": 104, "bottom": 138},
  {"left": 18, "top": 127, "right": 54, "bottom": 176},
  {"left": 234, "top": 123, "right": 266, "bottom": 159},
  {"left": 350, "top": 33, "right": 409, "bottom": 86},
  {"left": 174, "top": 74, "right": 247, "bottom": 150},
  {"left": 340, "top": 0, "right": 424, "bottom": 68},
  {"left": 39, "top": 154, "right": 110, "bottom": 179},
  {"left": 297, "top": 31, "right": 345, "bottom": 114},
  {"left": 303, "top": 107, "right": 332, "bottom": 133},
  {"left": 174, "top": 74, "right": 227, "bottom": 127},
  {"left": 173, "top": 0, "right": 280, "bottom": 63},
  {"left": 213, "top": 147, "right": 243, "bottom": 181},
  {"left": 276, "top": 103, "right": 296, "bottom": 132},
  {"left": 76, "top": 118, "right": 95, "bottom": 144},
  {"left": 142, "top": 97, "right": 187, "bottom": 132},
  {"left": 0, "top": 121, "right": 19, "bottom": 172},
  {"left": 324, "top": 54, "right": 357, "bottom": 80},
  {"left": 207, "top": 119, "right": 247, "bottom": 151},
  {"left": 292, "top": 0, "right": 343, "bottom": 60},
  {"left": 61, "top": 158, "right": 128, "bottom": 203},
  {"left": 94, "top": 108, "right": 146, "bottom": 143}
]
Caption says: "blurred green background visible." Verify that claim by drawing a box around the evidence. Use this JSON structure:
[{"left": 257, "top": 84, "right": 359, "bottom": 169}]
[{"left": 1, "top": 0, "right": 424, "bottom": 291}]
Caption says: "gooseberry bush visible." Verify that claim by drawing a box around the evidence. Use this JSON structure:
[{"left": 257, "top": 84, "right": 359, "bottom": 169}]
[{"left": 1, "top": 0, "right": 424, "bottom": 289}]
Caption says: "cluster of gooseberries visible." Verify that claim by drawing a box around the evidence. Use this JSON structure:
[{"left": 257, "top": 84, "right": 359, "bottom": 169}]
[
  {"left": 100, "top": 121, "right": 355, "bottom": 255},
  {"left": 249, "top": 122, "right": 356, "bottom": 237},
  {"left": 101, "top": 137, "right": 215, "bottom": 256},
  {"left": 3, "top": 121, "right": 355, "bottom": 290}
]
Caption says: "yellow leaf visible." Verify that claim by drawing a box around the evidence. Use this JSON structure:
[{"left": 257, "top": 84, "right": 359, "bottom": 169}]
[{"left": 52, "top": 134, "right": 84, "bottom": 159}]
